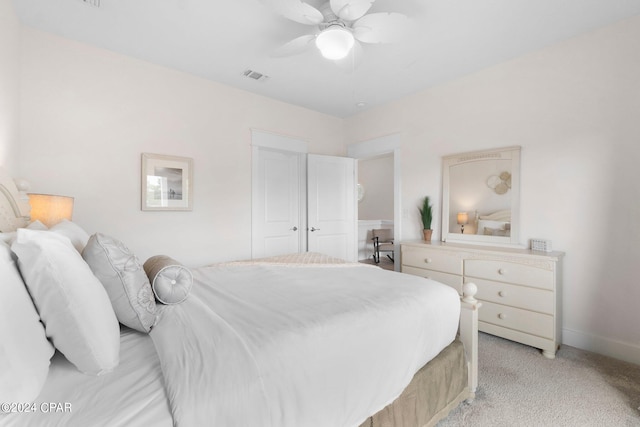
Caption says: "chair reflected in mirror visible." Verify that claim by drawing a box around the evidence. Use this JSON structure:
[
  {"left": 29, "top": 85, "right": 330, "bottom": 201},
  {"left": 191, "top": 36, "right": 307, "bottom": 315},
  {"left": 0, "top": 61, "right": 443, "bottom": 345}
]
[{"left": 371, "top": 228, "right": 394, "bottom": 264}]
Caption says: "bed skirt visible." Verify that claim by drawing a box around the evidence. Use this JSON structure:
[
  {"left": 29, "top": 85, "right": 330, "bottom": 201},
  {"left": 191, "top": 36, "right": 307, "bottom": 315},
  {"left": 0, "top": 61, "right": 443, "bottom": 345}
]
[{"left": 359, "top": 338, "right": 468, "bottom": 427}]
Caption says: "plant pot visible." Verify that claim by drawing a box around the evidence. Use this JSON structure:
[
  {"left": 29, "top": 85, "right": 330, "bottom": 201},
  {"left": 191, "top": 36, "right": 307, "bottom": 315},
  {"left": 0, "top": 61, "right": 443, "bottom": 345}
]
[{"left": 423, "top": 229, "right": 433, "bottom": 242}]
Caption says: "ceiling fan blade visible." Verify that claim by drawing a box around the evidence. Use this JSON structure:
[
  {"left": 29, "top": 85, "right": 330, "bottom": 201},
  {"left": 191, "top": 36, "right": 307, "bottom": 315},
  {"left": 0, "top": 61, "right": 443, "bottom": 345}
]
[
  {"left": 272, "top": 34, "right": 316, "bottom": 57},
  {"left": 352, "top": 12, "right": 409, "bottom": 43},
  {"left": 260, "top": 0, "right": 324, "bottom": 25},
  {"left": 329, "top": 0, "right": 375, "bottom": 21}
]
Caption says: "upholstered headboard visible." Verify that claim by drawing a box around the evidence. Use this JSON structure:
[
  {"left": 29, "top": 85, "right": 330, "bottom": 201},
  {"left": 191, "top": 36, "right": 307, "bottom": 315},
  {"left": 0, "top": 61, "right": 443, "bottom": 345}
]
[{"left": 0, "top": 168, "right": 30, "bottom": 232}]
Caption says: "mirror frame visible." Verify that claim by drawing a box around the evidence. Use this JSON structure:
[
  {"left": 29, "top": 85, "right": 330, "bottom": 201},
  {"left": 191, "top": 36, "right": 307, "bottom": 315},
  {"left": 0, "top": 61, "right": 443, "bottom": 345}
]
[{"left": 441, "top": 146, "right": 521, "bottom": 246}]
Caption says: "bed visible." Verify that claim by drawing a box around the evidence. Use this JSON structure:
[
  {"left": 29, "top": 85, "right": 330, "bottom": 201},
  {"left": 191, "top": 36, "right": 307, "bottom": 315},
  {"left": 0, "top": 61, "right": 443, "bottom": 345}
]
[
  {"left": 475, "top": 209, "right": 511, "bottom": 237},
  {"left": 0, "top": 169, "right": 479, "bottom": 427}
]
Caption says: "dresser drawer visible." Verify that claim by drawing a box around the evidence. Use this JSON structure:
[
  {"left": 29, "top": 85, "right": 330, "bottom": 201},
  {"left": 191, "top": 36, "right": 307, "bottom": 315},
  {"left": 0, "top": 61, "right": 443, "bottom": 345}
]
[
  {"left": 464, "top": 259, "right": 553, "bottom": 290},
  {"left": 402, "top": 266, "right": 463, "bottom": 294},
  {"left": 479, "top": 301, "right": 554, "bottom": 339},
  {"left": 473, "top": 278, "right": 554, "bottom": 314},
  {"left": 401, "top": 246, "right": 462, "bottom": 275}
]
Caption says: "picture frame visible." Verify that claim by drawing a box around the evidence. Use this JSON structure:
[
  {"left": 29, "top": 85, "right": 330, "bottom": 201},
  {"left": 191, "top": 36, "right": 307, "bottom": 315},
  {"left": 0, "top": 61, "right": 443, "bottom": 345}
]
[{"left": 141, "top": 153, "right": 193, "bottom": 211}]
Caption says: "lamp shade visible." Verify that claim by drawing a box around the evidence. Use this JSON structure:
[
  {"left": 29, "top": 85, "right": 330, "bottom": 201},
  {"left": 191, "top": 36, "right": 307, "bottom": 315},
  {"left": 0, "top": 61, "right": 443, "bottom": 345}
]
[
  {"left": 315, "top": 25, "right": 354, "bottom": 60},
  {"left": 28, "top": 194, "right": 74, "bottom": 228},
  {"left": 457, "top": 212, "right": 469, "bottom": 225}
]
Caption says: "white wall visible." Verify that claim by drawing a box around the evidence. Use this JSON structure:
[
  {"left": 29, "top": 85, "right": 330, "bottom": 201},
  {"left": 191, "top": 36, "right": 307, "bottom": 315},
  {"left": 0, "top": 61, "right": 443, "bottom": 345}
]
[
  {"left": 345, "top": 16, "right": 640, "bottom": 364},
  {"left": 9, "top": 6, "right": 640, "bottom": 363},
  {"left": 0, "top": 0, "right": 20, "bottom": 173},
  {"left": 358, "top": 154, "right": 394, "bottom": 220},
  {"left": 17, "top": 27, "right": 344, "bottom": 266}
]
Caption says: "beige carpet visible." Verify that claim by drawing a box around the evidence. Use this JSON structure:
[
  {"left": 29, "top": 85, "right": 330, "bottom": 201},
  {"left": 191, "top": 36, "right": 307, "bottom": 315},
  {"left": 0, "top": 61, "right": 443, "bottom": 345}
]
[{"left": 438, "top": 333, "right": 640, "bottom": 426}]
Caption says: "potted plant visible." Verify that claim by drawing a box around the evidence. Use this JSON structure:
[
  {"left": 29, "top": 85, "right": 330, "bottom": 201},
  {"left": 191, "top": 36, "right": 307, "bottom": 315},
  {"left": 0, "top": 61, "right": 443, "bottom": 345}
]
[{"left": 419, "top": 196, "right": 433, "bottom": 241}]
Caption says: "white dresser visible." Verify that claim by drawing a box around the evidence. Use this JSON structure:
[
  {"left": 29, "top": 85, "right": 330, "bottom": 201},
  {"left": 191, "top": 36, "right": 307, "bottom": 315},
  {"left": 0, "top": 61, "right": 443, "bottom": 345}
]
[{"left": 401, "top": 241, "right": 564, "bottom": 358}]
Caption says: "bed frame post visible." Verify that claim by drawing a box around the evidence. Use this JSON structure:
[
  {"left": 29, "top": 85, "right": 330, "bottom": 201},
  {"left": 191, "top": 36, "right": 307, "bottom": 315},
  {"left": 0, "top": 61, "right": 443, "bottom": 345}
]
[{"left": 460, "top": 282, "right": 481, "bottom": 398}]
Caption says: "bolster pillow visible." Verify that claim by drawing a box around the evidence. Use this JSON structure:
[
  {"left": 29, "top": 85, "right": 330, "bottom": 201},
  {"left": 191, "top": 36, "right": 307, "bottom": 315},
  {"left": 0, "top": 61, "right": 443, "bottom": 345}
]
[{"left": 143, "top": 255, "right": 193, "bottom": 305}]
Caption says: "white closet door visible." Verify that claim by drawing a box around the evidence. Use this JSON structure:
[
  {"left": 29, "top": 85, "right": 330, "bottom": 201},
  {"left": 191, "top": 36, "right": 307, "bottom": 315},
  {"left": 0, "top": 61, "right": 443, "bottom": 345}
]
[
  {"left": 307, "top": 154, "right": 357, "bottom": 262},
  {"left": 252, "top": 148, "right": 303, "bottom": 258}
]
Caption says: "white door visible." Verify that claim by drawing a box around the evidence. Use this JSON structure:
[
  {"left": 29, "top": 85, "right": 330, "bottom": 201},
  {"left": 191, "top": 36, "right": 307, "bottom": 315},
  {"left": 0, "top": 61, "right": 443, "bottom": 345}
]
[
  {"left": 252, "top": 148, "right": 303, "bottom": 258},
  {"left": 307, "top": 154, "right": 357, "bottom": 261}
]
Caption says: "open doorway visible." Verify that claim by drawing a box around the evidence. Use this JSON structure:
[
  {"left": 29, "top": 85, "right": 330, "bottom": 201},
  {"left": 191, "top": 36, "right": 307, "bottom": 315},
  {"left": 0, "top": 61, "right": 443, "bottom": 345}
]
[
  {"left": 357, "top": 154, "right": 395, "bottom": 270},
  {"left": 348, "top": 134, "right": 401, "bottom": 271}
]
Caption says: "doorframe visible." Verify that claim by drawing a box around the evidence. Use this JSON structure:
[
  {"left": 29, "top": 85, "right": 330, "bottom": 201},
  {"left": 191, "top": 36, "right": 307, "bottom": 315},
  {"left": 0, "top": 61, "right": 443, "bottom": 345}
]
[
  {"left": 347, "top": 133, "right": 401, "bottom": 271},
  {"left": 251, "top": 130, "right": 308, "bottom": 258}
]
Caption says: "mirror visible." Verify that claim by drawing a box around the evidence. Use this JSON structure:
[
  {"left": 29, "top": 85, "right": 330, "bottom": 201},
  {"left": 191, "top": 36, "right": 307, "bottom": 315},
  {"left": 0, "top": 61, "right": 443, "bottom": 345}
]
[{"left": 442, "top": 146, "right": 521, "bottom": 246}]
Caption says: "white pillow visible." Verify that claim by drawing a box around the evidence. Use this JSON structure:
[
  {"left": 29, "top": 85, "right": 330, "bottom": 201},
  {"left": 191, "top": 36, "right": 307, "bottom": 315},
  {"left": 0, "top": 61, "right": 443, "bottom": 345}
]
[
  {"left": 82, "top": 233, "right": 157, "bottom": 333},
  {"left": 0, "top": 241, "right": 55, "bottom": 402},
  {"left": 49, "top": 219, "right": 90, "bottom": 253},
  {"left": 0, "top": 231, "right": 16, "bottom": 245},
  {"left": 11, "top": 229, "right": 120, "bottom": 375},
  {"left": 27, "top": 220, "right": 49, "bottom": 231},
  {"left": 0, "top": 220, "right": 48, "bottom": 245}
]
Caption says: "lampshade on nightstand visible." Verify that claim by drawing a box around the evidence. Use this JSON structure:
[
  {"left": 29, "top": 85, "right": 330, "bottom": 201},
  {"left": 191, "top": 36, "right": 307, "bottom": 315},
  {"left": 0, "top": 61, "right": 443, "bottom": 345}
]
[
  {"left": 28, "top": 193, "right": 74, "bottom": 228},
  {"left": 457, "top": 212, "right": 469, "bottom": 234}
]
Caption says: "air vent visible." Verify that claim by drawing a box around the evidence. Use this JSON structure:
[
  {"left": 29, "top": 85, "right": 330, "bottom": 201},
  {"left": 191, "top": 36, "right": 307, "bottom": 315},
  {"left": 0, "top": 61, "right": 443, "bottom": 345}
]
[
  {"left": 242, "top": 69, "right": 270, "bottom": 82},
  {"left": 79, "top": 0, "right": 100, "bottom": 7}
]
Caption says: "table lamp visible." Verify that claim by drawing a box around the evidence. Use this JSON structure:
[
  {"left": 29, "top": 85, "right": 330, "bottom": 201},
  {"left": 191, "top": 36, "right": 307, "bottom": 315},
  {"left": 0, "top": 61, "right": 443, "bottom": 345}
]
[
  {"left": 457, "top": 212, "right": 469, "bottom": 234},
  {"left": 28, "top": 193, "right": 74, "bottom": 228}
]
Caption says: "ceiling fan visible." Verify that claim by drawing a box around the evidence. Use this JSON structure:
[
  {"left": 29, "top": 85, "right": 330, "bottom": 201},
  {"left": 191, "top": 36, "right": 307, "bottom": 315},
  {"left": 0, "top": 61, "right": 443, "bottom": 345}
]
[{"left": 261, "top": 0, "right": 409, "bottom": 62}]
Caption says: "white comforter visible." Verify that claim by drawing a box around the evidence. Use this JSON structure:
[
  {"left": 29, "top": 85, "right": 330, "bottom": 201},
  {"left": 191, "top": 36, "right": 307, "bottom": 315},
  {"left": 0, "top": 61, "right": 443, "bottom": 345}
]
[{"left": 149, "top": 259, "right": 460, "bottom": 427}]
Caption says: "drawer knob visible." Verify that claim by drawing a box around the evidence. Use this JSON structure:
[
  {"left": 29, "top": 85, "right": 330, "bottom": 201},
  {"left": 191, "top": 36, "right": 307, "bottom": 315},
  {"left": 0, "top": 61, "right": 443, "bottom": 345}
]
[
  {"left": 424, "top": 258, "right": 432, "bottom": 264},
  {"left": 498, "top": 291, "right": 506, "bottom": 297},
  {"left": 498, "top": 268, "right": 507, "bottom": 275},
  {"left": 498, "top": 313, "right": 506, "bottom": 320}
]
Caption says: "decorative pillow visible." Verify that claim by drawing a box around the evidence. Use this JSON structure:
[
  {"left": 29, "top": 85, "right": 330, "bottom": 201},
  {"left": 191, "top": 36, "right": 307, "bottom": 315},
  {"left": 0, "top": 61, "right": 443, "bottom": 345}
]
[
  {"left": 144, "top": 255, "right": 193, "bottom": 304},
  {"left": 49, "top": 219, "right": 90, "bottom": 253},
  {"left": 0, "top": 241, "right": 55, "bottom": 403},
  {"left": 483, "top": 227, "right": 509, "bottom": 237},
  {"left": 476, "top": 219, "right": 509, "bottom": 235},
  {"left": 83, "top": 233, "right": 157, "bottom": 332},
  {"left": 11, "top": 229, "right": 120, "bottom": 375}
]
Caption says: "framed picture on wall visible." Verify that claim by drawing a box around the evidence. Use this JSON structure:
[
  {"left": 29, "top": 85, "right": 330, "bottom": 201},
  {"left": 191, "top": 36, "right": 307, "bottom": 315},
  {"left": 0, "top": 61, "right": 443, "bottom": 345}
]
[{"left": 141, "top": 153, "right": 193, "bottom": 211}]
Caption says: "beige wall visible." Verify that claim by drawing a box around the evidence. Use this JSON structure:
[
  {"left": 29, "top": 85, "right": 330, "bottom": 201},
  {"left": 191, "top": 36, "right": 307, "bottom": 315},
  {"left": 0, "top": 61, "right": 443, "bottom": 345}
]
[
  {"left": 17, "top": 27, "right": 344, "bottom": 266},
  {"left": 8, "top": 1, "right": 640, "bottom": 362},
  {"left": 358, "top": 154, "right": 394, "bottom": 221},
  {"left": 0, "top": 0, "right": 20, "bottom": 173},
  {"left": 345, "top": 16, "right": 640, "bottom": 363}
]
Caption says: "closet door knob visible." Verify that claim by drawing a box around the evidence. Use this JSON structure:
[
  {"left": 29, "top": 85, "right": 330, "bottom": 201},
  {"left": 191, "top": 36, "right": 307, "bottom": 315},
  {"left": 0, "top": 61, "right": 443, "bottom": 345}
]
[
  {"left": 498, "top": 291, "right": 506, "bottom": 297},
  {"left": 290, "top": 226, "right": 298, "bottom": 231},
  {"left": 424, "top": 258, "right": 432, "bottom": 264},
  {"left": 498, "top": 313, "right": 506, "bottom": 320},
  {"left": 498, "top": 268, "right": 507, "bottom": 275},
  {"left": 310, "top": 227, "right": 320, "bottom": 232}
]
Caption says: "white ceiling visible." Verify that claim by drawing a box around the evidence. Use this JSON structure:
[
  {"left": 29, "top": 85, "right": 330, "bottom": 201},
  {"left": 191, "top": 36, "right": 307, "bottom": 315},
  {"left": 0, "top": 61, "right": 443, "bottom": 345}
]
[{"left": 13, "top": 0, "right": 640, "bottom": 117}]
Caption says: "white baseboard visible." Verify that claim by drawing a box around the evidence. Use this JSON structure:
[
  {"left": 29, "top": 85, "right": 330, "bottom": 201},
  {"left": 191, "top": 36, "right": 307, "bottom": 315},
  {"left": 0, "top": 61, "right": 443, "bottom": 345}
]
[{"left": 563, "top": 328, "right": 640, "bottom": 365}]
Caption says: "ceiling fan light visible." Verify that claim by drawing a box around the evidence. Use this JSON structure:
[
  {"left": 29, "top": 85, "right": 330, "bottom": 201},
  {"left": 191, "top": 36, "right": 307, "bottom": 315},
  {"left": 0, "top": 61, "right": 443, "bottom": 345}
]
[{"left": 315, "top": 26, "right": 354, "bottom": 60}]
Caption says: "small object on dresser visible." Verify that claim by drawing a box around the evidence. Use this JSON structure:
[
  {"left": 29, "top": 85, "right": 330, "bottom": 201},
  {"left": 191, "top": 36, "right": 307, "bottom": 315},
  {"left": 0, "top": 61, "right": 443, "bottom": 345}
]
[{"left": 530, "top": 238, "right": 552, "bottom": 252}]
